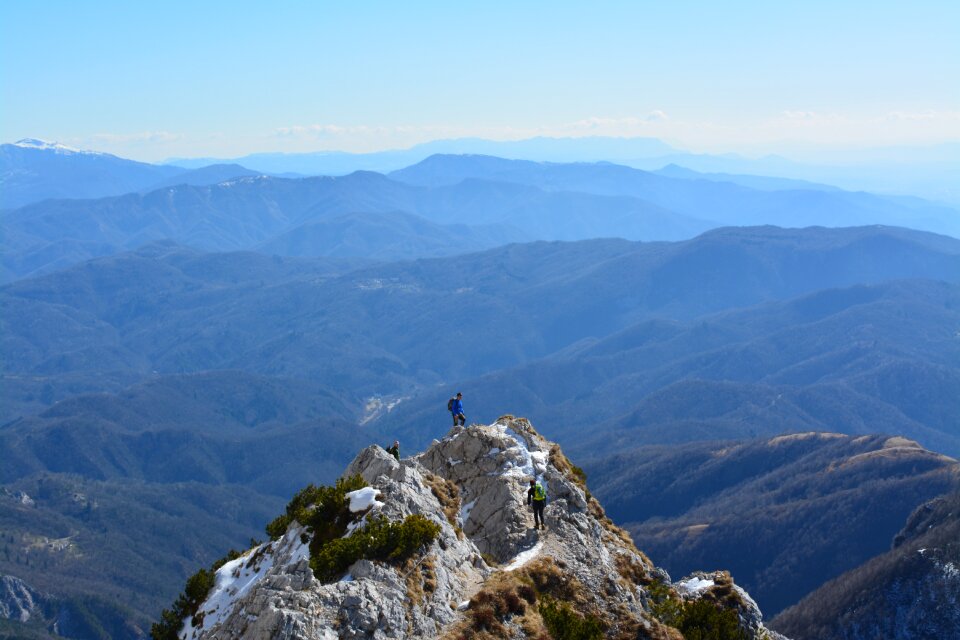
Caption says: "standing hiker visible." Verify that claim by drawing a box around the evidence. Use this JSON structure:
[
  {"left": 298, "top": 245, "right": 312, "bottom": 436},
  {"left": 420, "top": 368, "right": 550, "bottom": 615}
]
[
  {"left": 448, "top": 392, "right": 466, "bottom": 426},
  {"left": 385, "top": 440, "right": 400, "bottom": 461},
  {"left": 527, "top": 478, "right": 547, "bottom": 530}
]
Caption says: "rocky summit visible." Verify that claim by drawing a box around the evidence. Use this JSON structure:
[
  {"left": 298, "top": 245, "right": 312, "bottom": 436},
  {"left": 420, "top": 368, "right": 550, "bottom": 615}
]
[{"left": 174, "top": 417, "right": 787, "bottom": 639}]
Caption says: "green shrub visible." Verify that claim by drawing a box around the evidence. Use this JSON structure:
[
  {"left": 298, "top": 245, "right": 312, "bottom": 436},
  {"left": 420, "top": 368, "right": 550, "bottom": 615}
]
[
  {"left": 648, "top": 579, "right": 684, "bottom": 627},
  {"left": 538, "top": 596, "right": 604, "bottom": 640},
  {"left": 674, "top": 599, "right": 748, "bottom": 640},
  {"left": 211, "top": 548, "right": 243, "bottom": 572},
  {"left": 154, "top": 476, "right": 436, "bottom": 636},
  {"left": 265, "top": 475, "right": 367, "bottom": 541},
  {"left": 150, "top": 567, "right": 216, "bottom": 640},
  {"left": 648, "top": 581, "right": 748, "bottom": 640},
  {"left": 311, "top": 514, "right": 441, "bottom": 582}
]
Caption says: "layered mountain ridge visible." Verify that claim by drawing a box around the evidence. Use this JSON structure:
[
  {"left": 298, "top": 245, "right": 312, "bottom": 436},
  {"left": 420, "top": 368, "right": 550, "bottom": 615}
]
[{"left": 5, "top": 149, "right": 959, "bottom": 282}]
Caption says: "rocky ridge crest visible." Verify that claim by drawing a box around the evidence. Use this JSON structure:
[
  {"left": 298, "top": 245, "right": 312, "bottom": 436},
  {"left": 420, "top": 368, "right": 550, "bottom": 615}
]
[{"left": 178, "top": 417, "right": 786, "bottom": 639}]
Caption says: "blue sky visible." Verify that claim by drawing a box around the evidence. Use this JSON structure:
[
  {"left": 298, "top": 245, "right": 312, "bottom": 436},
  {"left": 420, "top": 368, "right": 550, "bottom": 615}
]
[{"left": 2, "top": 0, "right": 958, "bottom": 160}]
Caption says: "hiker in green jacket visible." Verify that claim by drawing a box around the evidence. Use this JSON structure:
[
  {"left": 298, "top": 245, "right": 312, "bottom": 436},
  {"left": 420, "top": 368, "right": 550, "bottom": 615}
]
[
  {"left": 527, "top": 478, "right": 547, "bottom": 530},
  {"left": 385, "top": 440, "right": 400, "bottom": 461}
]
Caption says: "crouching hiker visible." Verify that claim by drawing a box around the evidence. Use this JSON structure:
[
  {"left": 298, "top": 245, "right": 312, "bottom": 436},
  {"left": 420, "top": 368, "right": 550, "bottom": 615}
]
[
  {"left": 448, "top": 392, "right": 466, "bottom": 426},
  {"left": 527, "top": 478, "right": 547, "bottom": 530},
  {"left": 385, "top": 440, "right": 400, "bottom": 461}
]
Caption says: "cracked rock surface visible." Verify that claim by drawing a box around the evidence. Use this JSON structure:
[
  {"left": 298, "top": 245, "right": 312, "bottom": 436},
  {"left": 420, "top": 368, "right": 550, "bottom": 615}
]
[{"left": 180, "top": 417, "right": 785, "bottom": 639}]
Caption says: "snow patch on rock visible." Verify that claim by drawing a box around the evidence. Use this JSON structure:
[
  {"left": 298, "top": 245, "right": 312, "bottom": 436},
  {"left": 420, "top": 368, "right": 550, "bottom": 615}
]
[
  {"left": 181, "top": 542, "right": 275, "bottom": 639},
  {"left": 346, "top": 487, "right": 383, "bottom": 513},
  {"left": 504, "top": 540, "right": 544, "bottom": 571},
  {"left": 677, "top": 576, "right": 715, "bottom": 595}
]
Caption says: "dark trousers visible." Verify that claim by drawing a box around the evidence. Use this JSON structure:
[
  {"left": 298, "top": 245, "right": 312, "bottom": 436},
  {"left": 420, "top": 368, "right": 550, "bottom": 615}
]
[
  {"left": 452, "top": 412, "right": 466, "bottom": 426},
  {"left": 531, "top": 499, "right": 545, "bottom": 527}
]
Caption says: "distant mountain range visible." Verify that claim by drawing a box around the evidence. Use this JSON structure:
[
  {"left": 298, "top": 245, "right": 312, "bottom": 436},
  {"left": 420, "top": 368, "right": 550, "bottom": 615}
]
[
  {"left": 7, "top": 135, "right": 958, "bottom": 209},
  {"left": 0, "top": 140, "right": 261, "bottom": 209},
  {"left": 1, "top": 164, "right": 715, "bottom": 281},
  {"left": 4, "top": 148, "right": 959, "bottom": 282},
  {"left": 164, "top": 135, "right": 681, "bottom": 173},
  {"left": 389, "top": 154, "right": 959, "bottom": 235}
]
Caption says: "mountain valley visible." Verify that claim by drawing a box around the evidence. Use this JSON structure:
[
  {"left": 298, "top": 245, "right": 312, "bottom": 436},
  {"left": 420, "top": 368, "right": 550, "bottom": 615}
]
[{"left": 2, "top": 146, "right": 960, "bottom": 639}]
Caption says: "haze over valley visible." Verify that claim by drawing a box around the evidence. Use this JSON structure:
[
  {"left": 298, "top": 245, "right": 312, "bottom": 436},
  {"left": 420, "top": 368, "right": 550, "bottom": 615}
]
[{"left": 3, "top": 2, "right": 959, "bottom": 639}]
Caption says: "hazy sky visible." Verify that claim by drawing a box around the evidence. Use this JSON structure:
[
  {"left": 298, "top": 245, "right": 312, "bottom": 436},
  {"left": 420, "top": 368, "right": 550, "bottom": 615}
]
[{"left": 2, "top": 0, "right": 958, "bottom": 161}]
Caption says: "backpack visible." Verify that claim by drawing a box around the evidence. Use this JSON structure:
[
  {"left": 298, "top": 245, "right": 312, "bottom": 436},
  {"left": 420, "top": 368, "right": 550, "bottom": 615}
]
[
  {"left": 533, "top": 482, "right": 546, "bottom": 501},
  {"left": 447, "top": 398, "right": 455, "bottom": 411}
]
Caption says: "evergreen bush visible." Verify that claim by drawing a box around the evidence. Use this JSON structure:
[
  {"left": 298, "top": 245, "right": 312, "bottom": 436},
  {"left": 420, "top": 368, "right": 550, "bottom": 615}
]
[
  {"left": 538, "top": 596, "right": 604, "bottom": 640},
  {"left": 153, "top": 475, "right": 440, "bottom": 636},
  {"left": 265, "top": 475, "right": 367, "bottom": 541},
  {"left": 674, "top": 599, "right": 748, "bottom": 640},
  {"left": 150, "top": 568, "right": 216, "bottom": 640},
  {"left": 648, "top": 580, "right": 748, "bottom": 640},
  {"left": 311, "top": 514, "right": 441, "bottom": 582}
]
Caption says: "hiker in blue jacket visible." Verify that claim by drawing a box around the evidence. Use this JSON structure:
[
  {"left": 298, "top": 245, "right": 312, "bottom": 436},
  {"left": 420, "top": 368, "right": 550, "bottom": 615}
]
[{"left": 449, "top": 392, "right": 466, "bottom": 426}]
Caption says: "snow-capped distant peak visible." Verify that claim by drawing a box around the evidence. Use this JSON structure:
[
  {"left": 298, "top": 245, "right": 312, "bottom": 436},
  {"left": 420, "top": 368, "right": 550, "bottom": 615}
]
[{"left": 11, "top": 138, "right": 100, "bottom": 155}]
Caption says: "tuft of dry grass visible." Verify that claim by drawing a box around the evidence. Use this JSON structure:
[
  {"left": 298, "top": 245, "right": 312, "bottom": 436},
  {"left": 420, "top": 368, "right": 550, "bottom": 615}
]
[
  {"left": 403, "top": 554, "right": 439, "bottom": 608},
  {"left": 424, "top": 472, "right": 461, "bottom": 528},
  {"left": 549, "top": 444, "right": 586, "bottom": 488},
  {"left": 700, "top": 571, "right": 745, "bottom": 610},
  {"left": 444, "top": 555, "right": 673, "bottom": 640},
  {"left": 615, "top": 553, "right": 652, "bottom": 587}
]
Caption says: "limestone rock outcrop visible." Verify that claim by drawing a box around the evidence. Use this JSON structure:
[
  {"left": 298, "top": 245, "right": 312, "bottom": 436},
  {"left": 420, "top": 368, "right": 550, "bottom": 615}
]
[{"left": 178, "top": 417, "right": 786, "bottom": 639}]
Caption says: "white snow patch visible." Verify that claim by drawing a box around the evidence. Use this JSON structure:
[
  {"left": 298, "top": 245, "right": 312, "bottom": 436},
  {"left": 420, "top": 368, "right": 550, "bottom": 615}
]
[
  {"left": 530, "top": 450, "right": 548, "bottom": 474},
  {"left": 358, "top": 395, "right": 410, "bottom": 425},
  {"left": 488, "top": 447, "right": 501, "bottom": 456},
  {"left": 457, "top": 600, "right": 471, "bottom": 611},
  {"left": 495, "top": 421, "right": 549, "bottom": 496},
  {"left": 677, "top": 577, "right": 714, "bottom": 595},
  {"left": 504, "top": 540, "right": 544, "bottom": 571},
  {"left": 12, "top": 138, "right": 98, "bottom": 154},
  {"left": 346, "top": 487, "right": 383, "bottom": 513},
  {"left": 180, "top": 543, "right": 274, "bottom": 639},
  {"left": 287, "top": 535, "right": 310, "bottom": 566},
  {"left": 459, "top": 499, "right": 477, "bottom": 526}
]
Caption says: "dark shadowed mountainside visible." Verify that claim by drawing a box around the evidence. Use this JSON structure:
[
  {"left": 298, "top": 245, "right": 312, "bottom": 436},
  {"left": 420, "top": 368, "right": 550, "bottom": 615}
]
[
  {"left": 771, "top": 491, "right": 960, "bottom": 639},
  {"left": 584, "top": 434, "right": 959, "bottom": 617},
  {"left": 0, "top": 475, "right": 281, "bottom": 640},
  {"left": 0, "top": 370, "right": 368, "bottom": 496}
]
